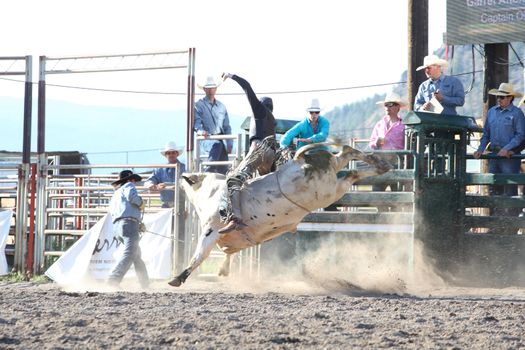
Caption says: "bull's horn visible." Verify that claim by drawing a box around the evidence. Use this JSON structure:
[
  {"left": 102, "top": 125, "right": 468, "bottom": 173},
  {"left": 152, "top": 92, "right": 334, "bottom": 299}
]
[{"left": 182, "top": 175, "right": 196, "bottom": 185}]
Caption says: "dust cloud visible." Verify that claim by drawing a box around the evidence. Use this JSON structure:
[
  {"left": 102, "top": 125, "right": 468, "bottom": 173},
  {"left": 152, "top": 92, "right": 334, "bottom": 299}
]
[
  {"left": 59, "top": 232, "right": 523, "bottom": 299},
  {"left": 222, "top": 230, "right": 525, "bottom": 299},
  {"left": 202, "top": 232, "right": 448, "bottom": 297}
]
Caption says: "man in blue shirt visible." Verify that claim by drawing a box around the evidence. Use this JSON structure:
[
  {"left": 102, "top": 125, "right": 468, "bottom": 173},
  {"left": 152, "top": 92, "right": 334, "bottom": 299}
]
[
  {"left": 107, "top": 170, "right": 149, "bottom": 289},
  {"left": 145, "top": 141, "right": 186, "bottom": 208},
  {"left": 194, "top": 76, "right": 232, "bottom": 175},
  {"left": 414, "top": 54, "right": 465, "bottom": 116},
  {"left": 280, "top": 98, "right": 330, "bottom": 149},
  {"left": 474, "top": 83, "right": 525, "bottom": 219}
]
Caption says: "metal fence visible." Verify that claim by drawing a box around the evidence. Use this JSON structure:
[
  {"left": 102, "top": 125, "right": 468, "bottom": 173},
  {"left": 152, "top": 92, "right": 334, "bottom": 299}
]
[
  {"left": 34, "top": 163, "right": 185, "bottom": 274},
  {"left": 0, "top": 163, "right": 23, "bottom": 271}
]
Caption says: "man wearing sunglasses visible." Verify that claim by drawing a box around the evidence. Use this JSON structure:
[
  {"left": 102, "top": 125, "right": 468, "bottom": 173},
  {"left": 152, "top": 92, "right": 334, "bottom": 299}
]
[
  {"left": 414, "top": 54, "right": 465, "bottom": 116},
  {"left": 369, "top": 92, "right": 406, "bottom": 188},
  {"left": 280, "top": 98, "right": 330, "bottom": 149},
  {"left": 369, "top": 93, "right": 406, "bottom": 154},
  {"left": 474, "top": 83, "right": 525, "bottom": 222}
]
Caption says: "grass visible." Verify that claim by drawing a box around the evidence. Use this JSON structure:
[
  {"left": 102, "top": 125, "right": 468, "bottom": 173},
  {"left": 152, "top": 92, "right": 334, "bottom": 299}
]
[{"left": 0, "top": 272, "right": 51, "bottom": 284}]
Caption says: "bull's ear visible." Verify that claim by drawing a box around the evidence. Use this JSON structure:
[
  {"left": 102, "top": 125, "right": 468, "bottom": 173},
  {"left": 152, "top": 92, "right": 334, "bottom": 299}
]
[{"left": 182, "top": 175, "right": 196, "bottom": 185}]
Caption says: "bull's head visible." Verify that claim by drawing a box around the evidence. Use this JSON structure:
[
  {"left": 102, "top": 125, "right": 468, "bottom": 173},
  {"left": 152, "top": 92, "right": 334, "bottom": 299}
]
[
  {"left": 180, "top": 172, "right": 227, "bottom": 222},
  {"left": 180, "top": 172, "right": 226, "bottom": 202}
]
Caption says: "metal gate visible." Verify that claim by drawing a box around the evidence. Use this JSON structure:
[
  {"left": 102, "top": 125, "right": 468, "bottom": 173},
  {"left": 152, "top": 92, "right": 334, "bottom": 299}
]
[{"left": 34, "top": 163, "right": 186, "bottom": 275}]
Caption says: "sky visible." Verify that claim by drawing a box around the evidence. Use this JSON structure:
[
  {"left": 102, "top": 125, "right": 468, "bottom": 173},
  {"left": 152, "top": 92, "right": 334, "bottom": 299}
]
[
  {"left": 0, "top": 0, "right": 447, "bottom": 163},
  {"left": 1, "top": 0, "right": 446, "bottom": 116}
]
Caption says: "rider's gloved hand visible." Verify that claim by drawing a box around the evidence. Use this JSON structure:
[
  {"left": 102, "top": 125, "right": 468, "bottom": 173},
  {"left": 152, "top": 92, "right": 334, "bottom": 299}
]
[{"left": 222, "top": 72, "right": 233, "bottom": 80}]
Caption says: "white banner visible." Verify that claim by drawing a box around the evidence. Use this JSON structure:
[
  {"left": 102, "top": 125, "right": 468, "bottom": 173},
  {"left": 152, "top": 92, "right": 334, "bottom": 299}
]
[
  {"left": 45, "top": 209, "right": 173, "bottom": 285},
  {"left": 0, "top": 210, "right": 13, "bottom": 276}
]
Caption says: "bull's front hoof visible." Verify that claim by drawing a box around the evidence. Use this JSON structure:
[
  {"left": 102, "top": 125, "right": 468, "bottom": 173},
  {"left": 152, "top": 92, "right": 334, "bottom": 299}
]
[
  {"left": 168, "top": 269, "right": 191, "bottom": 287},
  {"left": 168, "top": 278, "right": 182, "bottom": 287}
]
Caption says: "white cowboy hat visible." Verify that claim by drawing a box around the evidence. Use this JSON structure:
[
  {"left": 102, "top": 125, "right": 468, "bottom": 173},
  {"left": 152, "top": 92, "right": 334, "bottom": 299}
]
[
  {"left": 416, "top": 54, "right": 449, "bottom": 71},
  {"left": 488, "top": 82, "right": 523, "bottom": 98},
  {"left": 375, "top": 92, "right": 407, "bottom": 107},
  {"left": 160, "top": 141, "right": 183, "bottom": 156},
  {"left": 306, "top": 98, "right": 322, "bottom": 112},
  {"left": 197, "top": 76, "right": 222, "bottom": 89}
]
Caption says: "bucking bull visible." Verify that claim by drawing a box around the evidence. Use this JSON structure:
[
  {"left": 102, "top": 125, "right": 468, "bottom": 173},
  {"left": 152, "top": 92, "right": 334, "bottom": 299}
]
[{"left": 168, "top": 143, "right": 391, "bottom": 287}]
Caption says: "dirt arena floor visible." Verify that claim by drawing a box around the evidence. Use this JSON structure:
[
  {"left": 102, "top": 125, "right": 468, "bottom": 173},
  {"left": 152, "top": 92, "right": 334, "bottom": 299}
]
[{"left": 1, "top": 276, "right": 525, "bottom": 350}]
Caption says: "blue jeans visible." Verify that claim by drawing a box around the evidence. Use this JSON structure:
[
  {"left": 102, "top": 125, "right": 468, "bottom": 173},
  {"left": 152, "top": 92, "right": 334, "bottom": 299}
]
[
  {"left": 108, "top": 219, "right": 149, "bottom": 287},
  {"left": 206, "top": 140, "right": 229, "bottom": 175},
  {"left": 488, "top": 156, "right": 521, "bottom": 217}
]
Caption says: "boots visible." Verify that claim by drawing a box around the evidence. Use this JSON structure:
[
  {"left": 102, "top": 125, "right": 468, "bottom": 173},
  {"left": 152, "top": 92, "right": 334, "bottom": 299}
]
[{"left": 218, "top": 190, "right": 247, "bottom": 234}]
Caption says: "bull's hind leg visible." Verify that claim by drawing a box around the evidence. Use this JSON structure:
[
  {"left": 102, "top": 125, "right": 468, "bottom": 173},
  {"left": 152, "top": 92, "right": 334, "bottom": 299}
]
[
  {"left": 334, "top": 145, "right": 392, "bottom": 173},
  {"left": 218, "top": 254, "right": 232, "bottom": 276},
  {"left": 361, "top": 153, "right": 393, "bottom": 175},
  {"left": 337, "top": 152, "right": 392, "bottom": 190},
  {"left": 332, "top": 145, "right": 367, "bottom": 171},
  {"left": 168, "top": 226, "right": 218, "bottom": 287}
]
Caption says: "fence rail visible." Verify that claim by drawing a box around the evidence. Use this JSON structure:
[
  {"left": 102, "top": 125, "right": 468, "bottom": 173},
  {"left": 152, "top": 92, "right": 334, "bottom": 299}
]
[
  {"left": 33, "top": 163, "right": 184, "bottom": 273},
  {"left": 3, "top": 126, "right": 525, "bottom": 287}
]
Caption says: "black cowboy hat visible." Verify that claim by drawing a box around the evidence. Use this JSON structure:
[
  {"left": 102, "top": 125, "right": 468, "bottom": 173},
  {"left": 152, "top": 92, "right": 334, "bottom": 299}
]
[{"left": 111, "top": 170, "right": 142, "bottom": 186}]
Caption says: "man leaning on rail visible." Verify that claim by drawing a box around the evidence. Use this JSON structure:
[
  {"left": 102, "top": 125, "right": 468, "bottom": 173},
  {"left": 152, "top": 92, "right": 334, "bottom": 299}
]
[
  {"left": 145, "top": 141, "right": 186, "bottom": 208},
  {"left": 194, "top": 76, "right": 233, "bottom": 175},
  {"left": 474, "top": 83, "right": 525, "bottom": 221}
]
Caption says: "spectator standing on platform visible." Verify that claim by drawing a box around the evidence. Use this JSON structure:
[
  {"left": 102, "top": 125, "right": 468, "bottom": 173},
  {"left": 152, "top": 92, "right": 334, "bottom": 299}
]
[
  {"left": 145, "top": 141, "right": 186, "bottom": 208},
  {"left": 107, "top": 170, "right": 149, "bottom": 289},
  {"left": 369, "top": 92, "right": 406, "bottom": 193},
  {"left": 414, "top": 54, "right": 465, "bottom": 116},
  {"left": 194, "top": 76, "right": 233, "bottom": 174},
  {"left": 280, "top": 99, "right": 330, "bottom": 149},
  {"left": 474, "top": 83, "right": 525, "bottom": 219}
]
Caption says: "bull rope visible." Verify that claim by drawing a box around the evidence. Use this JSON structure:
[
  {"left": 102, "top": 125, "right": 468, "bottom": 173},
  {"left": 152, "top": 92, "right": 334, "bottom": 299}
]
[
  {"left": 143, "top": 229, "right": 175, "bottom": 240},
  {"left": 275, "top": 170, "right": 312, "bottom": 214}
]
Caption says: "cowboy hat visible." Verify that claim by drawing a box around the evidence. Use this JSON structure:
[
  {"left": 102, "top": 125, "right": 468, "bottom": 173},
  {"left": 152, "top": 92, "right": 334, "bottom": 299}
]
[
  {"left": 416, "top": 54, "right": 449, "bottom": 71},
  {"left": 160, "top": 141, "right": 183, "bottom": 156},
  {"left": 375, "top": 92, "right": 407, "bottom": 107},
  {"left": 111, "top": 170, "right": 142, "bottom": 186},
  {"left": 197, "top": 76, "right": 222, "bottom": 89},
  {"left": 306, "top": 98, "right": 322, "bottom": 112},
  {"left": 488, "top": 82, "right": 523, "bottom": 98}
]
